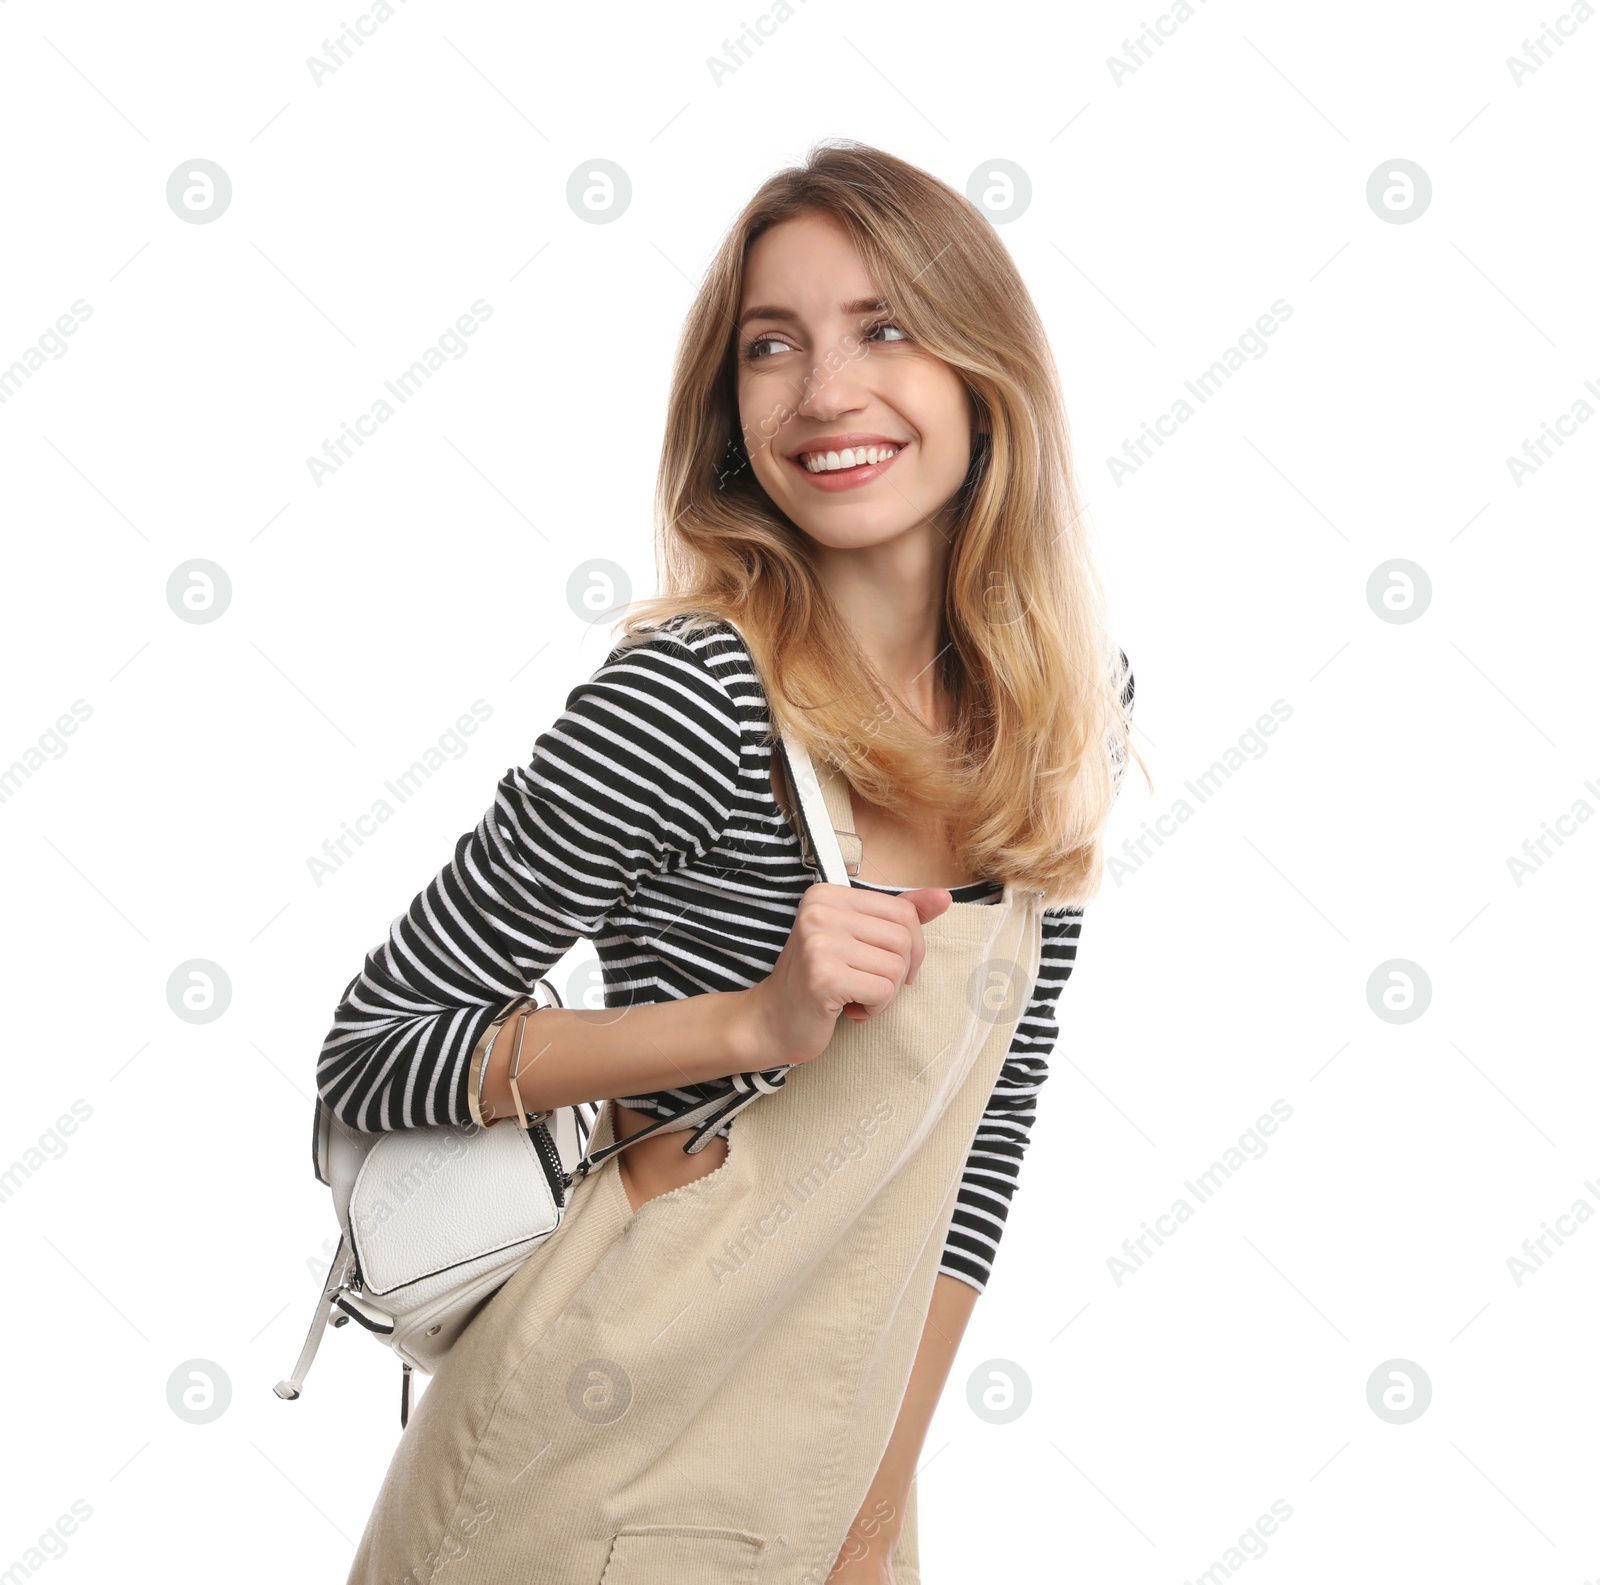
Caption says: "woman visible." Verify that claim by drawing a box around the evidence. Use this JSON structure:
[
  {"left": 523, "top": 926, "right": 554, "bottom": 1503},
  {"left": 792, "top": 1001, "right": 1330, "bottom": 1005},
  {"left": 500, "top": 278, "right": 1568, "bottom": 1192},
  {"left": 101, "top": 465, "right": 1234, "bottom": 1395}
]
[{"left": 320, "top": 140, "right": 1139, "bottom": 1584}]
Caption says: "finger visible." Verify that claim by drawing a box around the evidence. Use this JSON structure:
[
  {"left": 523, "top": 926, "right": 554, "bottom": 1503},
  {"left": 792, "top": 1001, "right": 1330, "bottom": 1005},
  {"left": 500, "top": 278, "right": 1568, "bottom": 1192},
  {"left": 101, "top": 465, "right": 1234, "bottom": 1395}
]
[
  {"left": 810, "top": 889, "right": 929, "bottom": 956},
  {"left": 900, "top": 888, "right": 948, "bottom": 983},
  {"left": 836, "top": 937, "right": 921, "bottom": 994},
  {"left": 819, "top": 910, "right": 920, "bottom": 967},
  {"left": 902, "top": 886, "right": 953, "bottom": 922},
  {"left": 808, "top": 887, "right": 941, "bottom": 989},
  {"left": 828, "top": 957, "right": 902, "bottom": 1018}
]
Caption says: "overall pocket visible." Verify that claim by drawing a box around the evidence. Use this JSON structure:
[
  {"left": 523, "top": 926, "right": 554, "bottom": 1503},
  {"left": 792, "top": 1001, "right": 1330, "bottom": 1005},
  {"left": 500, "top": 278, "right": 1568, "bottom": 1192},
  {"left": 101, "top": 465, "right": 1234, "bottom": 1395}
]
[
  {"left": 607, "top": 1101, "right": 741, "bottom": 1220},
  {"left": 598, "top": 1523, "right": 764, "bottom": 1583}
]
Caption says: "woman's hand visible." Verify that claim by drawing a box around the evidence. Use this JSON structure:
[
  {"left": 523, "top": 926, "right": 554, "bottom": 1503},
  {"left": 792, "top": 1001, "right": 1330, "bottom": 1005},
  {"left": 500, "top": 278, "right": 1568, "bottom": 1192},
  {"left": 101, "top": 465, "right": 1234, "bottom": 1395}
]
[
  {"left": 736, "top": 884, "right": 952, "bottom": 1068},
  {"left": 824, "top": 1493, "right": 902, "bottom": 1582},
  {"left": 824, "top": 1542, "right": 894, "bottom": 1583}
]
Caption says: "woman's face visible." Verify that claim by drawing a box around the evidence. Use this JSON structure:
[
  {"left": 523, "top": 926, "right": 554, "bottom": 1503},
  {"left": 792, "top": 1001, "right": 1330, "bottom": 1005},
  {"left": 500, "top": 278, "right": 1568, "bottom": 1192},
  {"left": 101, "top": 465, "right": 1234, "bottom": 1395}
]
[{"left": 734, "top": 209, "right": 975, "bottom": 552}]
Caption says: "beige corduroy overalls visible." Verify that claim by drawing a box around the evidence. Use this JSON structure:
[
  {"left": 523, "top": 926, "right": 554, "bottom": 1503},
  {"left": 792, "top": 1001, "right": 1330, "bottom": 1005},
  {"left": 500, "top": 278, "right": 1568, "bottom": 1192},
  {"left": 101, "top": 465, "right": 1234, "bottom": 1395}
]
[{"left": 347, "top": 754, "right": 1046, "bottom": 1585}]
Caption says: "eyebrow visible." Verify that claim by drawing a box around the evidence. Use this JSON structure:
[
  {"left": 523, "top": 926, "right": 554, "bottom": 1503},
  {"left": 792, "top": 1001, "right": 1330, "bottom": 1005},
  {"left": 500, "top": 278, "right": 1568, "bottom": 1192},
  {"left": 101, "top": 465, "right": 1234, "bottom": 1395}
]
[{"left": 736, "top": 297, "right": 891, "bottom": 332}]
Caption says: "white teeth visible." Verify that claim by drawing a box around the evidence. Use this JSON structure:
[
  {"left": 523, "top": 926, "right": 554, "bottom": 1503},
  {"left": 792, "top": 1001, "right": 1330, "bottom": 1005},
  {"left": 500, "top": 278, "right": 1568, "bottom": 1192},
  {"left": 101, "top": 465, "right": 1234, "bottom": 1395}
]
[{"left": 802, "top": 444, "right": 900, "bottom": 472}]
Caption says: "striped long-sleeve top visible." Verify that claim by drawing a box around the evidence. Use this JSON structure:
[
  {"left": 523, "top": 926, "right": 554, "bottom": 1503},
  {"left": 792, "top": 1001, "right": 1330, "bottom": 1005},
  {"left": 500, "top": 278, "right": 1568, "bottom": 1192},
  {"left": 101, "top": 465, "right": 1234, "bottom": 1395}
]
[{"left": 315, "top": 613, "right": 1133, "bottom": 1291}]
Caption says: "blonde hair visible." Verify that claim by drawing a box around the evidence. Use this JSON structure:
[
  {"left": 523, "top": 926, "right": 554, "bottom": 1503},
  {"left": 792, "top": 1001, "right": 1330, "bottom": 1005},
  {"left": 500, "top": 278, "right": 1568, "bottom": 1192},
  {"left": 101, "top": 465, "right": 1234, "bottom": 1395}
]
[{"left": 618, "top": 138, "right": 1145, "bottom": 908}]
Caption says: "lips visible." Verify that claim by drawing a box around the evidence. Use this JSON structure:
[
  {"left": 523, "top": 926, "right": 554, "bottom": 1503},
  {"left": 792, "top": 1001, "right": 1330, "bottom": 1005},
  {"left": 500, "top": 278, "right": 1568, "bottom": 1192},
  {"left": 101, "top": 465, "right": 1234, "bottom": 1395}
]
[
  {"left": 786, "top": 433, "right": 909, "bottom": 464},
  {"left": 786, "top": 441, "right": 906, "bottom": 493},
  {"left": 784, "top": 447, "right": 902, "bottom": 489}
]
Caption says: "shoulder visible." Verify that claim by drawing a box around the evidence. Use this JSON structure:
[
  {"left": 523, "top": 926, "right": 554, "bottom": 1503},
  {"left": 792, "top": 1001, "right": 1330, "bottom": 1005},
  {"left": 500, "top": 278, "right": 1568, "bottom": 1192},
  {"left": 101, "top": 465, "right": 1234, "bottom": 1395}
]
[
  {"left": 526, "top": 619, "right": 741, "bottom": 796},
  {"left": 1042, "top": 902, "right": 1085, "bottom": 932},
  {"left": 518, "top": 619, "right": 747, "bottom": 854},
  {"left": 574, "top": 615, "right": 742, "bottom": 725},
  {"left": 603, "top": 612, "right": 771, "bottom": 730}
]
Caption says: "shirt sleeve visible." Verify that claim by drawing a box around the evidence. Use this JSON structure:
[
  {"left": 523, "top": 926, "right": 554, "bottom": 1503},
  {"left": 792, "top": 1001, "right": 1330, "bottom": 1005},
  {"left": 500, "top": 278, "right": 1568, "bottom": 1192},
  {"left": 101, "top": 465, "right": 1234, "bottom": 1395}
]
[
  {"left": 939, "top": 653, "right": 1135, "bottom": 1291},
  {"left": 315, "top": 630, "right": 743, "bottom": 1132},
  {"left": 937, "top": 906, "right": 1083, "bottom": 1291}
]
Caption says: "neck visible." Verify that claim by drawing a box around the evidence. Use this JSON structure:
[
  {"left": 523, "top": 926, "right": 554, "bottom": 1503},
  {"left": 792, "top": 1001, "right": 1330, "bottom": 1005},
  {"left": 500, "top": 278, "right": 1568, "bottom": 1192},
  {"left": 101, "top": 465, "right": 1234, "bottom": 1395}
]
[{"left": 810, "top": 522, "right": 953, "bottom": 728}]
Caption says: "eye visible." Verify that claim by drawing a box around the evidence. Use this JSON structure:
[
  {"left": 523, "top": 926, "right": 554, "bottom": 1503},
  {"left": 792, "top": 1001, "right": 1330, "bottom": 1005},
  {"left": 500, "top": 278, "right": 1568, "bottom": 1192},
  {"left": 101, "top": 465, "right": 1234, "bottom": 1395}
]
[
  {"left": 866, "top": 320, "right": 910, "bottom": 344},
  {"left": 744, "top": 335, "right": 790, "bottom": 362}
]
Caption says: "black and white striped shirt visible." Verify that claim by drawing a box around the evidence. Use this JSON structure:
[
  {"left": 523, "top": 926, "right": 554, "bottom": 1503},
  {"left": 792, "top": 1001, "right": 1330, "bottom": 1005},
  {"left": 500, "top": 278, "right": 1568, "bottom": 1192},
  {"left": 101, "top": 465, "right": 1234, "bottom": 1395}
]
[{"left": 316, "top": 614, "right": 1133, "bottom": 1291}]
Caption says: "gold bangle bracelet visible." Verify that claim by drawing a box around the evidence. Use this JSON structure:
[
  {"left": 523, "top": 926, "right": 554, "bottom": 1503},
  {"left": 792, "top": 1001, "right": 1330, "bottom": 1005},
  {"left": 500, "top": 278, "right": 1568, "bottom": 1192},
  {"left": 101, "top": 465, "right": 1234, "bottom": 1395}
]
[
  {"left": 468, "top": 995, "right": 529, "bottom": 1127},
  {"left": 507, "top": 1003, "right": 548, "bottom": 1131}
]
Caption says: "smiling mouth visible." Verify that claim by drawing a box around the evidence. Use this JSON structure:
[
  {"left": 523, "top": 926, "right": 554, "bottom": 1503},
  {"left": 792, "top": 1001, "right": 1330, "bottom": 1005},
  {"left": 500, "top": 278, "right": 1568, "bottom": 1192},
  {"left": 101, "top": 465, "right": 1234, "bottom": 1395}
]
[
  {"left": 785, "top": 442, "right": 907, "bottom": 490},
  {"left": 792, "top": 442, "right": 905, "bottom": 474}
]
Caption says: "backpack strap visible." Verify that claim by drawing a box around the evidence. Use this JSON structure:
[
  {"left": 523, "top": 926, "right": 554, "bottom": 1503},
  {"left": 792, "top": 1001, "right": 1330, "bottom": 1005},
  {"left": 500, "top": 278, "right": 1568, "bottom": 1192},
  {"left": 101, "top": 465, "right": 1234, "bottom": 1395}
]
[{"left": 272, "top": 1233, "right": 355, "bottom": 1401}]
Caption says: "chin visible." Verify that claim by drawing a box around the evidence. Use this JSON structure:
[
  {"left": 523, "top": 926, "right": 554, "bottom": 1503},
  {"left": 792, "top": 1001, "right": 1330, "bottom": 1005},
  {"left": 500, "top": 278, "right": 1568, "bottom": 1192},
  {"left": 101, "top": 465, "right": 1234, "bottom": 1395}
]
[{"left": 790, "top": 516, "right": 915, "bottom": 551}]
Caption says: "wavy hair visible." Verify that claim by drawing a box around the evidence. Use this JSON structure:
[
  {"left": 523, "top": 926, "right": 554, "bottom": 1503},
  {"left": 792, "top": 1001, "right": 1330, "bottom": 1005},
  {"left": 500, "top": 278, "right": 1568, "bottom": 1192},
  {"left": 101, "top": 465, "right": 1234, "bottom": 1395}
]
[{"left": 616, "top": 138, "right": 1144, "bottom": 908}]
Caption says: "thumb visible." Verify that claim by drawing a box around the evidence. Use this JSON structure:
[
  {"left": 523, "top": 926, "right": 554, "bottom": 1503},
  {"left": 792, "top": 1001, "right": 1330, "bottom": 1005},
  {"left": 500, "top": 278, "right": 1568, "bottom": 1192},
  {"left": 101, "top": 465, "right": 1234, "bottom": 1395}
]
[{"left": 902, "top": 886, "right": 953, "bottom": 923}]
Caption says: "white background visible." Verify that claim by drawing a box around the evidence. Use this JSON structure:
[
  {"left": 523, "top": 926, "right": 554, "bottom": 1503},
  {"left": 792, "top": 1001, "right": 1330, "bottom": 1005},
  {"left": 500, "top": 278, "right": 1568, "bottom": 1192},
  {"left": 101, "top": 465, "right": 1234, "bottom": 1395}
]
[{"left": 1, "top": 0, "right": 1596, "bottom": 1580}]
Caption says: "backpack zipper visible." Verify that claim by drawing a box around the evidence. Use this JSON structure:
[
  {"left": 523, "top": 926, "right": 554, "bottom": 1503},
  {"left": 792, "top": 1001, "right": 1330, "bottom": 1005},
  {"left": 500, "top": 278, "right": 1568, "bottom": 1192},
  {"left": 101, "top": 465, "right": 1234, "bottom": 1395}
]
[{"left": 530, "top": 1115, "right": 568, "bottom": 1208}]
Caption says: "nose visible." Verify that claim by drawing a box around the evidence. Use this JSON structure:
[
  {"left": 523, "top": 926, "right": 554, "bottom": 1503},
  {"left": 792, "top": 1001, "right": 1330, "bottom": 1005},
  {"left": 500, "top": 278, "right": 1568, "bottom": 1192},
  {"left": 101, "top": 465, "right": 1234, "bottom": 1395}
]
[{"left": 793, "top": 337, "right": 870, "bottom": 424}]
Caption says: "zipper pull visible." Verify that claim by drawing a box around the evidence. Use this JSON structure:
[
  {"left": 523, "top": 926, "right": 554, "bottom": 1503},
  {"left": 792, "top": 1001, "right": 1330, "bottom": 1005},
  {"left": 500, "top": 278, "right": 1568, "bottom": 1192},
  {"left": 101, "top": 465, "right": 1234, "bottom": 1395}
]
[{"left": 333, "top": 1291, "right": 396, "bottom": 1335}]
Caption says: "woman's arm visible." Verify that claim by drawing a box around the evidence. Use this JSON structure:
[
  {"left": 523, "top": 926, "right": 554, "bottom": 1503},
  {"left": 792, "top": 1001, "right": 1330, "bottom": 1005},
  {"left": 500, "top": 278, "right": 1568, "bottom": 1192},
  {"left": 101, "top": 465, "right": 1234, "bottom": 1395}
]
[
  {"left": 831, "top": 1273, "right": 980, "bottom": 1573},
  {"left": 475, "top": 986, "right": 771, "bottom": 1119},
  {"left": 315, "top": 629, "right": 746, "bottom": 1131}
]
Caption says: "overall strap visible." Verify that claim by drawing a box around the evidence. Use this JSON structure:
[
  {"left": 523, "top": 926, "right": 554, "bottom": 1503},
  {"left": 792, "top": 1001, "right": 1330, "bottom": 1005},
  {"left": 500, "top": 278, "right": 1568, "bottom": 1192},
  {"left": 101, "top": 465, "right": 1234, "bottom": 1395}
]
[
  {"left": 812, "top": 753, "right": 864, "bottom": 878},
  {"left": 719, "top": 614, "right": 855, "bottom": 887},
  {"left": 773, "top": 730, "right": 853, "bottom": 886}
]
